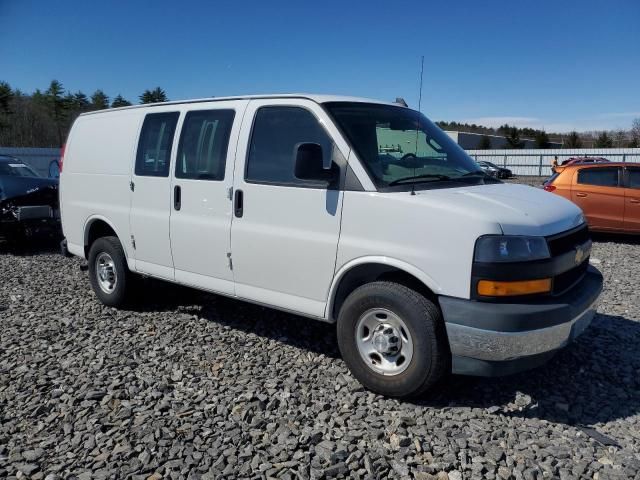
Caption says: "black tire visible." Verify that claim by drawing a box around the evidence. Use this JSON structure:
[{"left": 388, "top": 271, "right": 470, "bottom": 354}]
[
  {"left": 337, "top": 281, "right": 449, "bottom": 398},
  {"left": 87, "top": 236, "right": 131, "bottom": 307}
]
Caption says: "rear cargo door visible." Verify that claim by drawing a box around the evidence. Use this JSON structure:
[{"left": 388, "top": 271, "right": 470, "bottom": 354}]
[{"left": 129, "top": 111, "right": 180, "bottom": 279}]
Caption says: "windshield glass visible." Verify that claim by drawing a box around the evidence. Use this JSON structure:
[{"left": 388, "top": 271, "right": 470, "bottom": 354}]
[
  {"left": 325, "top": 102, "right": 486, "bottom": 189},
  {"left": 0, "top": 161, "right": 40, "bottom": 177}
]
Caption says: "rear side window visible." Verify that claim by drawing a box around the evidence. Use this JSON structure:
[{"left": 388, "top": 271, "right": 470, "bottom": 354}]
[
  {"left": 544, "top": 172, "right": 560, "bottom": 185},
  {"left": 135, "top": 112, "right": 180, "bottom": 177},
  {"left": 628, "top": 168, "right": 640, "bottom": 189},
  {"left": 245, "top": 106, "right": 333, "bottom": 186},
  {"left": 176, "top": 109, "right": 235, "bottom": 180},
  {"left": 577, "top": 167, "right": 620, "bottom": 187}
]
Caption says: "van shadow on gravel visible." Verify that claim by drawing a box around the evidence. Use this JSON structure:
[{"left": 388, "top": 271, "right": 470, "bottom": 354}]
[
  {"left": 416, "top": 313, "right": 640, "bottom": 429},
  {"left": 128, "top": 276, "right": 340, "bottom": 359},
  {"left": 128, "top": 279, "right": 640, "bottom": 427},
  {"left": 0, "top": 234, "right": 61, "bottom": 256}
]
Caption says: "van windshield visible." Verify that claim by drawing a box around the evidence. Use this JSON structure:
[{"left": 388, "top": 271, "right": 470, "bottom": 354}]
[{"left": 324, "top": 102, "right": 494, "bottom": 190}]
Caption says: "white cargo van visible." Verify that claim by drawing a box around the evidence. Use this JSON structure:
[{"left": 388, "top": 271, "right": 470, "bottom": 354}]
[{"left": 60, "top": 95, "right": 602, "bottom": 397}]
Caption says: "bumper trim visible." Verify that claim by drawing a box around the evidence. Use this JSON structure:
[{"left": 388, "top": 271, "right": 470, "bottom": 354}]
[{"left": 446, "top": 299, "right": 597, "bottom": 362}]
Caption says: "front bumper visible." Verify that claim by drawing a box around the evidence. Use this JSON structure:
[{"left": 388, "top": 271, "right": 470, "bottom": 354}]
[
  {"left": 0, "top": 205, "right": 60, "bottom": 239},
  {"left": 440, "top": 265, "right": 602, "bottom": 376}
]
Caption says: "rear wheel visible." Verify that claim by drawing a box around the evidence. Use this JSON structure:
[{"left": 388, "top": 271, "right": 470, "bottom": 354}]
[
  {"left": 88, "top": 236, "right": 131, "bottom": 307},
  {"left": 337, "top": 281, "right": 449, "bottom": 398}
]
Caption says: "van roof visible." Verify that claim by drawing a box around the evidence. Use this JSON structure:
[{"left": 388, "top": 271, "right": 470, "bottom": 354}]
[{"left": 79, "top": 94, "right": 403, "bottom": 116}]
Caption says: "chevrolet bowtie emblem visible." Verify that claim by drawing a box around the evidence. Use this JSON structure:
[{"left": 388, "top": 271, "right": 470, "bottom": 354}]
[{"left": 575, "top": 246, "right": 585, "bottom": 264}]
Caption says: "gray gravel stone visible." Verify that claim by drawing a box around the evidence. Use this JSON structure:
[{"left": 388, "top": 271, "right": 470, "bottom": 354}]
[{"left": 1, "top": 229, "right": 639, "bottom": 478}]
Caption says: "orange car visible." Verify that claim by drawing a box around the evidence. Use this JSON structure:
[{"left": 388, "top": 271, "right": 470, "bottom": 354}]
[{"left": 543, "top": 162, "right": 640, "bottom": 233}]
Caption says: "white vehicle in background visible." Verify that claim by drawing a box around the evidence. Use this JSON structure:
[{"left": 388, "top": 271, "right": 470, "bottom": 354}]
[{"left": 59, "top": 94, "right": 602, "bottom": 397}]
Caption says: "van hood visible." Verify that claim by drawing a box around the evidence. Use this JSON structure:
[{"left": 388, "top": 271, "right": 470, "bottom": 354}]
[{"left": 413, "top": 182, "right": 584, "bottom": 236}]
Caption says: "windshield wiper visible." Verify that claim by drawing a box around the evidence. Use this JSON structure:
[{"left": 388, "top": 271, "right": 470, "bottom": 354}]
[{"left": 387, "top": 174, "right": 452, "bottom": 186}]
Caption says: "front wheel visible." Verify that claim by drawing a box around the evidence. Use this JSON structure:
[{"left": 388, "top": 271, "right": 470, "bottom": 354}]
[
  {"left": 337, "top": 281, "right": 449, "bottom": 398},
  {"left": 88, "top": 236, "right": 132, "bottom": 307}
]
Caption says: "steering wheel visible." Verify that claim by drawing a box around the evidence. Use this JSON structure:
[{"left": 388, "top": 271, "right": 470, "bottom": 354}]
[{"left": 399, "top": 153, "right": 419, "bottom": 168}]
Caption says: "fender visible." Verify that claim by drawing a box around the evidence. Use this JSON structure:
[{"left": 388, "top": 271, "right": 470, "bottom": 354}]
[
  {"left": 325, "top": 255, "right": 443, "bottom": 320},
  {"left": 83, "top": 215, "right": 135, "bottom": 270}
]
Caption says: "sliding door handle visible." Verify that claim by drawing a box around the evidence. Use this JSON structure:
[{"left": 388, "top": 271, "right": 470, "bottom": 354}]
[
  {"left": 630, "top": 198, "right": 640, "bottom": 204},
  {"left": 575, "top": 192, "right": 587, "bottom": 198},
  {"left": 174, "top": 185, "right": 181, "bottom": 210},
  {"left": 234, "top": 189, "right": 243, "bottom": 218}
]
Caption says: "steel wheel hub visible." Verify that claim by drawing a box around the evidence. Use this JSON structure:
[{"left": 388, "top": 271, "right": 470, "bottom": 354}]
[
  {"left": 95, "top": 252, "right": 117, "bottom": 294},
  {"left": 355, "top": 308, "right": 413, "bottom": 376}
]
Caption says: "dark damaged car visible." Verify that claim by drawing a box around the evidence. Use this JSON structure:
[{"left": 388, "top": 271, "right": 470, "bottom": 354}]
[{"left": 0, "top": 156, "right": 60, "bottom": 241}]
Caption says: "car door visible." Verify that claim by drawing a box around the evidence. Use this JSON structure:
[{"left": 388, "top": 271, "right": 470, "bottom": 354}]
[
  {"left": 623, "top": 166, "right": 640, "bottom": 232},
  {"left": 169, "top": 101, "right": 249, "bottom": 295},
  {"left": 230, "top": 99, "right": 347, "bottom": 318},
  {"left": 571, "top": 166, "right": 624, "bottom": 231},
  {"left": 129, "top": 111, "right": 180, "bottom": 279}
]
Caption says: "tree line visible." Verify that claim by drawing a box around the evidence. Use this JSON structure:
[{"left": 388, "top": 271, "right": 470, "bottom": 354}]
[
  {"left": 0, "top": 80, "right": 168, "bottom": 147},
  {"left": 1, "top": 79, "right": 639, "bottom": 150},
  {"left": 436, "top": 120, "right": 640, "bottom": 150}
]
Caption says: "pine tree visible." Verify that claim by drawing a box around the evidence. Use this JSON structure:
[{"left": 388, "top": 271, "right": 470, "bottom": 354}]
[
  {"left": 0, "top": 81, "right": 12, "bottom": 113},
  {"left": 139, "top": 87, "right": 168, "bottom": 104},
  {"left": 594, "top": 131, "right": 613, "bottom": 148},
  {"left": 90, "top": 89, "right": 110, "bottom": 110},
  {"left": 504, "top": 127, "right": 524, "bottom": 149},
  {"left": 564, "top": 131, "right": 582, "bottom": 148},
  {"left": 45, "top": 80, "right": 66, "bottom": 146},
  {"left": 534, "top": 130, "right": 550, "bottom": 149},
  {"left": 111, "top": 94, "right": 132, "bottom": 108},
  {"left": 0, "top": 81, "right": 13, "bottom": 138},
  {"left": 631, "top": 118, "right": 640, "bottom": 145},
  {"left": 477, "top": 135, "right": 492, "bottom": 149}
]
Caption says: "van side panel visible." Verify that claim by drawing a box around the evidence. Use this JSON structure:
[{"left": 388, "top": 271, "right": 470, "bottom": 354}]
[{"left": 60, "top": 110, "right": 143, "bottom": 260}]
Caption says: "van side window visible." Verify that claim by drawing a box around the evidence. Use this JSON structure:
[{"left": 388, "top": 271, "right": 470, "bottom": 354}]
[
  {"left": 246, "top": 106, "right": 332, "bottom": 186},
  {"left": 577, "top": 167, "right": 620, "bottom": 187},
  {"left": 135, "top": 112, "right": 180, "bottom": 177},
  {"left": 176, "top": 109, "right": 235, "bottom": 180}
]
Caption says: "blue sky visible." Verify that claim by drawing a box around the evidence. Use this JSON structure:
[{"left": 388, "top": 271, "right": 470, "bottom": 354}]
[{"left": 1, "top": 0, "right": 639, "bottom": 132}]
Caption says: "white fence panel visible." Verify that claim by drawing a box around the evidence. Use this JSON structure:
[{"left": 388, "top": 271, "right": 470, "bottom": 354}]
[{"left": 466, "top": 148, "right": 640, "bottom": 176}]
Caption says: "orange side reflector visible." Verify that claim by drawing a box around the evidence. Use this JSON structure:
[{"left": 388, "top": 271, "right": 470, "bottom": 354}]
[{"left": 477, "top": 278, "right": 552, "bottom": 297}]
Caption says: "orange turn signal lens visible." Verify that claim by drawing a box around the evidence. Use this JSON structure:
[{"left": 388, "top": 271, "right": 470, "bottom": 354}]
[{"left": 477, "top": 278, "right": 552, "bottom": 297}]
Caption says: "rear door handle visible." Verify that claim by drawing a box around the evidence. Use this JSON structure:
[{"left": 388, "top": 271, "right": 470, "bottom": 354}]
[
  {"left": 630, "top": 199, "right": 640, "bottom": 204},
  {"left": 174, "top": 185, "right": 181, "bottom": 210},
  {"left": 234, "top": 189, "right": 243, "bottom": 218},
  {"left": 575, "top": 192, "right": 587, "bottom": 197}
]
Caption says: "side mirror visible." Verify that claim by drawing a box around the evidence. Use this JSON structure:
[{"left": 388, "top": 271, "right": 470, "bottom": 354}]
[{"left": 294, "top": 143, "right": 337, "bottom": 182}]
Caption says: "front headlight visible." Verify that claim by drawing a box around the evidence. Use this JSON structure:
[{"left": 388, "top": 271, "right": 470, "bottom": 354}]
[{"left": 474, "top": 235, "right": 550, "bottom": 263}]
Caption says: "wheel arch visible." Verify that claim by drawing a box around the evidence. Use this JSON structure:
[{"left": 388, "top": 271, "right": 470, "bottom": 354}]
[
  {"left": 83, "top": 216, "right": 123, "bottom": 259},
  {"left": 327, "top": 257, "right": 442, "bottom": 323}
]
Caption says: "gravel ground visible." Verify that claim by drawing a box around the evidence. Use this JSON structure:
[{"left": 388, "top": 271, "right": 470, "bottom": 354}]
[
  {"left": 1, "top": 233, "right": 640, "bottom": 479},
  {"left": 504, "top": 176, "right": 547, "bottom": 187}
]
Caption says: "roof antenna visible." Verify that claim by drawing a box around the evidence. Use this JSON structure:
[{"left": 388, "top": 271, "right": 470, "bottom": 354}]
[{"left": 411, "top": 55, "right": 425, "bottom": 196}]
